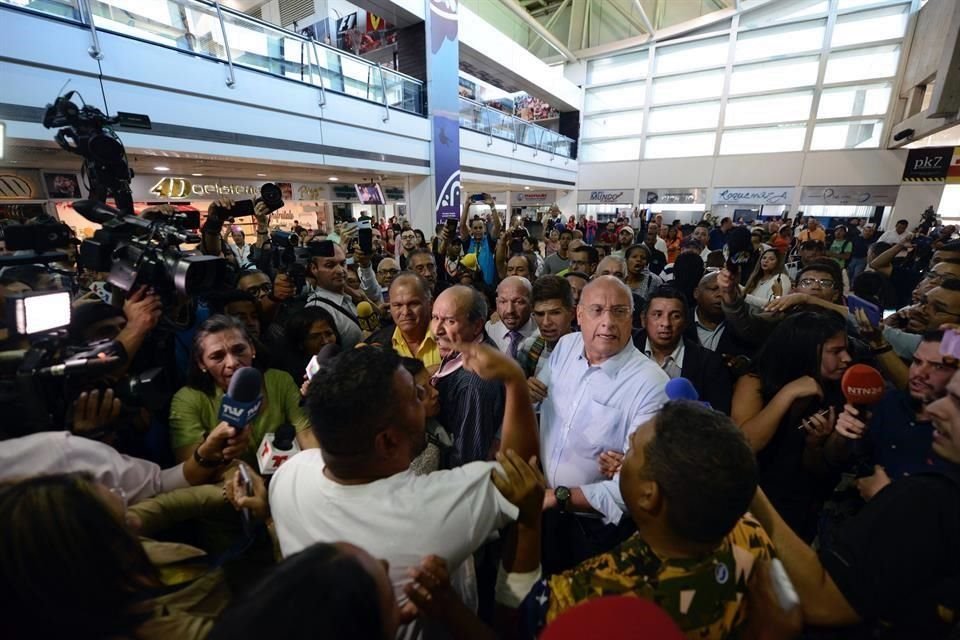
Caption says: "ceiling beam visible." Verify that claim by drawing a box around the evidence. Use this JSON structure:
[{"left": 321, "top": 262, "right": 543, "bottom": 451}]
[
  {"left": 606, "top": 0, "right": 647, "bottom": 35},
  {"left": 542, "top": 0, "right": 571, "bottom": 32},
  {"left": 499, "top": 0, "right": 579, "bottom": 60},
  {"left": 631, "top": 0, "right": 655, "bottom": 34}
]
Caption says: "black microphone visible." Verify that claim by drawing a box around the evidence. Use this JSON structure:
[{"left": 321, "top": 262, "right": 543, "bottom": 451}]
[
  {"left": 72, "top": 199, "right": 122, "bottom": 224},
  {"left": 218, "top": 367, "right": 263, "bottom": 430}
]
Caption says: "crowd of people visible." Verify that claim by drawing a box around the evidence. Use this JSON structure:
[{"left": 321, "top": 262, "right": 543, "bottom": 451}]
[{"left": 0, "top": 194, "right": 958, "bottom": 640}]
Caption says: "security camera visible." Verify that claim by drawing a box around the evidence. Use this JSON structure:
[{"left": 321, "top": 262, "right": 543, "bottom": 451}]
[{"left": 893, "top": 128, "right": 915, "bottom": 141}]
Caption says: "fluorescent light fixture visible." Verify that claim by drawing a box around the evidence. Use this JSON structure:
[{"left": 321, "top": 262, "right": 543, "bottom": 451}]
[
  {"left": 256, "top": 173, "right": 267, "bottom": 177},
  {"left": 154, "top": 166, "right": 170, "bottom": 171},
  {"left": 524, "top": 186, "right": 531, "bottom": 190},
  {"left": 191, "top": 173, "right": 204, "bottom": 176},
  {"left": 328, "top": 176, "right": 339, "bottom": 181}
]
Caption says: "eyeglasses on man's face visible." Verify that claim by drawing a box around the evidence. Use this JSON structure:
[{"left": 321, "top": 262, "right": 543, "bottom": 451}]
[{"left": 798, "top": 277, "right": 835, "bottom": 289}]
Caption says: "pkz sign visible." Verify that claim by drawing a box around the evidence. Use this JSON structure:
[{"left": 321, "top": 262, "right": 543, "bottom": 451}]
[
  {"left": 902, "top": 147, "right": 952, "bottom": 182},
  {"left": 579, "top": 189, "right": 633, "bottom": 204},
  {"left": 712, "top": 187, "right": 794, "bottom": 206}
]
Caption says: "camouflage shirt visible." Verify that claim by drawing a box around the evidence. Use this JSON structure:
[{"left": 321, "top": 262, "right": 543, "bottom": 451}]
[{"left": 522, "top": 515, "right": 775, "bottom": 638}]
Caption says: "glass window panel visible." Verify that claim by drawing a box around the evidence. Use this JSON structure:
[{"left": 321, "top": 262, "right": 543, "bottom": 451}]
[
  {"left": 831, "top": 5, "right": 908, "bottom": 47},
  {"left": 651, "top": 70, "right": 724, "bottom": 104},
  {"left": 740, "top": 0, "right": 829, "bottom": 27},
  {"left": 5, "top": 0, "right": 81, "bottom": 21},
  {"left": 584, "top": 81, "right": 646, "bottom": 112},
  {"left": 587, "top": 50, "right": 648, "bottom": 84},
  {"left": 824, "top": 45, "right": 900, "bottom": 83},
  {"left": 720, "top": 125, "right": 807, "bottom": 154},
  {"left": 838, "top": 0, "right": 902, "bottom": 9},
  {"left": 654, "top": 37, "right": 728, "bottom": 75},
  {"left": 735, "top": 20, "right": 826, "bottom": 63},
  {"left": 580, "top": 138, "right": 642, "bottom": 162},
  {"left": 817, "top": 83, "right": 892, "bottom": 118},
  {"left": 729, "top": 56, "right": 820, "bottom": 94},
  {"left": 645, "top": 132, "right": 716, "bottom": 159},
  {"left": 647, "top": 101, "right": 720, "bottom": 133},
  {"left": 810, "top": 119, "right": 883, "bottom": 149},
  {"left": 725, "top": 91, "right": 813, "bottom": 126},
  {"left": 581, "top": 111, "right": 645, "bottom": 138}
]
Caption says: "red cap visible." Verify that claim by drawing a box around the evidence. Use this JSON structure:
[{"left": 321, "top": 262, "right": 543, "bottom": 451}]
[
  {"left": 540, "top": 596, "right": 684, "bottom": 640},
  {"left": 841, "top": 364, "right": 886, "bottom": 407}
]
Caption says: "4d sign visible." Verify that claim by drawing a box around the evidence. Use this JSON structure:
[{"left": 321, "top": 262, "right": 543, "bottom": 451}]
[{"left": 149, "top": 176, "right": 260, "bottom": 199}]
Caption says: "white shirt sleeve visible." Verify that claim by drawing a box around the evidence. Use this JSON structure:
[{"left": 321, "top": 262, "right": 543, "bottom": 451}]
[
  {"left": 358, "top": 264, "right": 383, "bottom": 304},
  {"left": 0, "top": 432, "right": 189, "bottom": 504}
]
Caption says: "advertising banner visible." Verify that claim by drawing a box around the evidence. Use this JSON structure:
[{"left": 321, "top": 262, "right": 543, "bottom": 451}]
[
  {"left": 513, "top": 190, "right": 556, "bottom": 204},
  {"left": 643, "top": 188, "right": 706, "bottom": 205},
  {"left": 800, "top": 185, "right": 900, "bottom": 207},
  {"left": 712, "top": 187, "right": 794, "bottom": 206},
  {"left": 426, "top": 0, "right": 461, "bottom": 222},
  {"left": 902, "top": 146, "right": 952, "bottom": 182},
  {"left": 578, "top": 189, "right": 634, "bottom": 204}
]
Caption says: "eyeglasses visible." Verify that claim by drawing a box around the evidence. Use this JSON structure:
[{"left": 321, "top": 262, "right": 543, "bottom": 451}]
[
  {"left": 582, "top": 304, "right": 632, "bottom": 320},
  {"left": 243, "top": 283, "right": 273, "bottom": 296},
  {"left": 798, "top": 278, "right": 835, "bottom": 289}
]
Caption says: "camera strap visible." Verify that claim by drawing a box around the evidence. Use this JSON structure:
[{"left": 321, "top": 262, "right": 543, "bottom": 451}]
[{"left": 308, "top": 295, "right": 360, "bottom": 326}]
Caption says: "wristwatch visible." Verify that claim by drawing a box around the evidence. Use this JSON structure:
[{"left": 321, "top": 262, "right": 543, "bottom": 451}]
[{"left": 555, "top": 486, "right": 571, "bottom": 513}]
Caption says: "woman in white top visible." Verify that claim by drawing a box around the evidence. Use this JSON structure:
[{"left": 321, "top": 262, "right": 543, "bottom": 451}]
[{"left": 743, "top": 248, "right": 792, "bottom": 306}]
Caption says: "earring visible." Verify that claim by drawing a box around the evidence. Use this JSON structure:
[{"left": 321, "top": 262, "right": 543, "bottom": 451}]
[{"left": 201, "top": 368, "right": 207, "bottom": 373}]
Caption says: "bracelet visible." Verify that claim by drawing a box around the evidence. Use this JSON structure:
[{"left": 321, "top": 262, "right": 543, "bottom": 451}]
[{"left": 193, "top": 444, "right": 225, "bottom": 468}]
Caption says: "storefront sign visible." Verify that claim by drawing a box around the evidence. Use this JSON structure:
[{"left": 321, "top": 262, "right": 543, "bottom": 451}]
[
  {"left": 0, "top": 170, "right": 42, "bottom": 200},
  {"left": 513, "top": 190, "right": 556, "bottom": 204},
  {"left": 643, "top": 188, "right": 705, "bottom": 205},
  {"left": 578, "top": 189, "right": 634, "bottom": 204},
  {"left": 133, "top": 175, "right": 262, "bottom": 200},
  {"left": 712, "top": 187, "right": 794, "bottom": 206},
  {"left": 902, "top": 147, "right": 952, "bottom": 183},
  {"left": 800, "top": 185, "right": 900, "bottom": 207},
  {"left": 296, "top": 183, "right": 329, "bottom": 201}
]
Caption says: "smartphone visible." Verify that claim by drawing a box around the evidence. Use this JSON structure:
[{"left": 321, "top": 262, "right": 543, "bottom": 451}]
[
  {"left": 847, "top": 294, "right": 882, "bottom": 327},
  {"left": 305, "top": 354, "right": 322, "bottom": 380},
  {"left": 445, "top": 218, "right": 458, "bottom": 232},
  {"left": 341, "top": 221, "right": 358, "bottom": 236},
  {"left": 358, "top": 220, "right": 373, "bottom": 254},
  {"left": 509, "top": 239, "right": 524, "bottom": 255},
  {"left": 230, "top": 200, "right": 256, "bottom": 217}
]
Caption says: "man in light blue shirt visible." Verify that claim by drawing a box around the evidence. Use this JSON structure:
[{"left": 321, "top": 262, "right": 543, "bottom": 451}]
[{"left": 537, "top": 276, "right": 669, "bottom": 572}]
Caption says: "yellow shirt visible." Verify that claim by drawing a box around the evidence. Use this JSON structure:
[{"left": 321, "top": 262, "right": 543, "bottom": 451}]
[{"left": 391, "top": 326, "right": 441, "bottom": 368}]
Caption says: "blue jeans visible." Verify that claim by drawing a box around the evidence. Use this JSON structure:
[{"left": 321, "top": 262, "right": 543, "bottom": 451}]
[{"left": 848, "top": 257, "right": 866, "bottom": 283}]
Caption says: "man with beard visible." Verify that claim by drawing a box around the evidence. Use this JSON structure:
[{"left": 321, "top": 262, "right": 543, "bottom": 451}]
[
  {"left": 486, "top": 276, "right": 538, "bottom": 359},
  {"left": 829, "top": 331, "right": 958, "bottom": 500}
]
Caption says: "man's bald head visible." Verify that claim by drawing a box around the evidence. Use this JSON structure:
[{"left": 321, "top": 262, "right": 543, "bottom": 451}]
[{"left": 497, "top": 276, "right": 533, "bottom": 330}]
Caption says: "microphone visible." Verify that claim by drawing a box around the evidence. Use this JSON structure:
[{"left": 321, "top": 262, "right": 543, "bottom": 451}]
[
  {"left": 840, "top": 364, "right": 886, "bottom": 407},
  {"left": 37, "top": 354, "right": 121, "bottom": 377},
  {"left": 218, "top": 367, "right": 263, "bottom": 430},
  {"left": 357, "top": 300, "right": 380, "bottom": 332},
  {"left": 840, "top": 364, "right": 886, "bottom": 477},
  {"left": 664, "top": 377, "right": 713, "bottom": 409},
  {"left": 73, "top": 199, "right": 121, "bottom": 224},
  {"left": 257, "top": 423, "right": 301, "bottom": 475}
]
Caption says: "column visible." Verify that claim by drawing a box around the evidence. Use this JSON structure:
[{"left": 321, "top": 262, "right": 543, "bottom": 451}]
[{"left": 425, "top": 0, "right": 461, "bottom": 223}]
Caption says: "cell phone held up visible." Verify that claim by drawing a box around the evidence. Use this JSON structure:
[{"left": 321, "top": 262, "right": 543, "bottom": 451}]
[{"left": 358, "top": 220, "right": 373, "bottom": 254}]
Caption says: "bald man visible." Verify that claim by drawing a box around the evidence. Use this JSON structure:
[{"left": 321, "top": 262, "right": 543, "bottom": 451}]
[
  {"left": 486, "top": 276, "right": 538, "bottom": 358},
  {"left": 537, "top": 276, "right": 670, "bottom": 573}
]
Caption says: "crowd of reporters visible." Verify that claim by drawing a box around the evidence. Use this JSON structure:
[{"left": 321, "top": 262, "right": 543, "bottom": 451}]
[{"left": 0, "top": 194, "right": 958, "bottom": 640}]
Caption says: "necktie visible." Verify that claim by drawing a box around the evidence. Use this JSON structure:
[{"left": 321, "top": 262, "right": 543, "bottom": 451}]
[{"left": 507, "top": 330, "right": 523, "bottom": 360}]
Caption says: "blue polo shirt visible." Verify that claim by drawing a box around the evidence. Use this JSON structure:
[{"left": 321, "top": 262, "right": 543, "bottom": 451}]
[{"left": 864, "top": 391, "right": 953, "bottom": 478}]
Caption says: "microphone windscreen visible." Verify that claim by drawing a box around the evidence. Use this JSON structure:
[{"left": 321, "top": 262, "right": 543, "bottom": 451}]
[
  {"left": 273, "top": 423, "right": 296, "bottom": 450},
  {"left": 73, "top": 200, "right": 121, "bottom": 224},
  {"left": 665, "top": 377, "right": 699, "bottom": 402},
  {"left": 841, "top": 364, "right": 885, "bottom": 406},
  {"left": 227, "top": 367, "right": 262, "bottom": 403},
  {"left": 357, "top": 301, "right": 374, "bottom": 317}
]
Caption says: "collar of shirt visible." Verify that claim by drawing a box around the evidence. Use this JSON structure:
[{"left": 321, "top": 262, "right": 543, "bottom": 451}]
[
  {"left": 308, "top": 286, "right": 354, "bottom": 310},
  {"left": 431, "top": 333, "right": 484, "bottom": 382},
  {"left": 392, "top": 326, "right": 437, "bottom": 357},
  {"left": 490, "top": 316, "right": 537, "bottom": 342},
  {"left": 643, "top": 338, "right": 685, "bottom": 370},
  {"left": 575, "top": 336, "right": 639, "bottom": 381},
  {"left": 694, "top": 308, "right": 723, "bottom": 332}
]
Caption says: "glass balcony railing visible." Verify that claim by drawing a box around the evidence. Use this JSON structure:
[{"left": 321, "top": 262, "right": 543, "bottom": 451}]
[
  {"left": 2, "top": 0, "right": 425, "bottom": 115},
  {"left": 459, "top": 97, "right": 574, "bottom": 158}
]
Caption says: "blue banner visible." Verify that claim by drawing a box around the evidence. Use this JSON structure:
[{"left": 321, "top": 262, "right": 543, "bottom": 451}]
[{"left": 426, "top": 0, "right": 461, "bottom": 222}]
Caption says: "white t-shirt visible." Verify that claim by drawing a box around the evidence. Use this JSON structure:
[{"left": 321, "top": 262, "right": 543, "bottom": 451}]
[{"left": 269, "top": 449, "right": 518, "bottom": 639}]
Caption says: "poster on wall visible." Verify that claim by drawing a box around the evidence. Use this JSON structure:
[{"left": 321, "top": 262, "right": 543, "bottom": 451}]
[
  {"left": 43, "top": 172, "right": 82, "bottom": 199},
  {"left": 712, "top": 187, "right": 794, "bottom": 206},
  {"left": 800, "top": 185, "right": 900, "bottom": 207},
  {"left": 513, "top": 191, "right": 556, "bottom": 205},
  {"left": 902, "top": 147, "right": 953, "bottom": 182}
]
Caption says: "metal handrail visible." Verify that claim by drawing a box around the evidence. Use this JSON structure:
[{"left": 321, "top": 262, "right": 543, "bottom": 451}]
[
  {"left": 212, "top": 0, "right": 236, "bottom": 88},
  {"left": 376, "top": 63, "right": 389, "bottom": 123},
  {"left": 458, "top": 96, "right": 574, "bottom": 152},
  {"left": 308, "top": 38, "right": 327, "bottom": 107}
]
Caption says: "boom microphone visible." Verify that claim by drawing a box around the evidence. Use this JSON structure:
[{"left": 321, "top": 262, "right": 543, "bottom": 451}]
[{"left": 218, "top": 367, "right": 263, "bottom": 430}]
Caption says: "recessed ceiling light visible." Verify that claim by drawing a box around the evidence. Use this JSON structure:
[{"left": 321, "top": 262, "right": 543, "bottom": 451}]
[
  {"left": 328, "top": 176, "right": 339, "bottom": 181},
  {"left": 154, "top": 166, "right": 170, "bottom": 171},
  {"left": 524, "top": 186, "right": 531, "bottom": 190},
  {"left": 191, "top": 173, "right": 204, "bottom": 177},
  {"left": 256, "top": 173, "right": 267, "bottom": 177}
]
